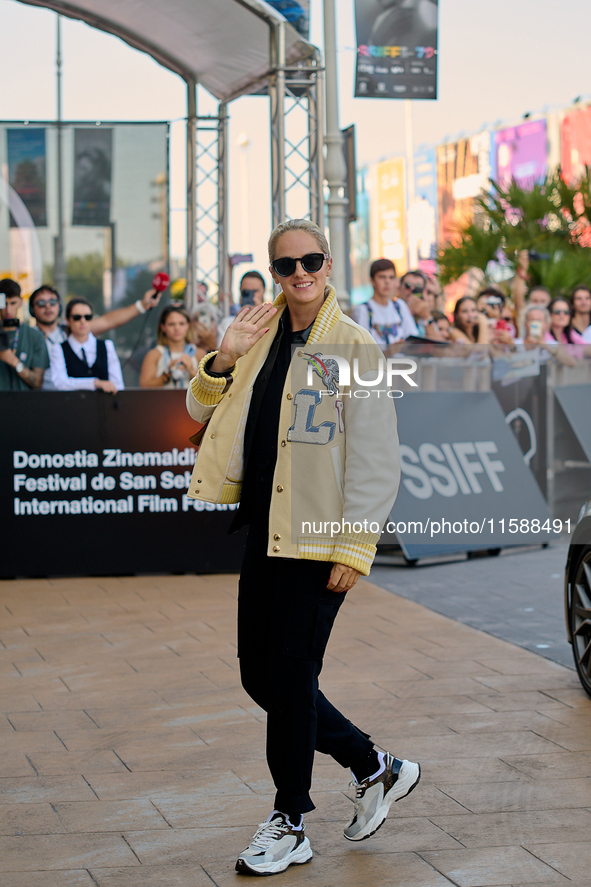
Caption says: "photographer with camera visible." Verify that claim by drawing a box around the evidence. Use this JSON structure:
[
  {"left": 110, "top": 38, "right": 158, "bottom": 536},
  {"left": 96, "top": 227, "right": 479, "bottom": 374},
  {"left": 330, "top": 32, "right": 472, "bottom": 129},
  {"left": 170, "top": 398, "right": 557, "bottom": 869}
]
[
  {"left": 217, "top": 271, "right": 267, "bottom": 347},
  {"left": 0, "top": 278, "right": 49, "bottom": 390}
]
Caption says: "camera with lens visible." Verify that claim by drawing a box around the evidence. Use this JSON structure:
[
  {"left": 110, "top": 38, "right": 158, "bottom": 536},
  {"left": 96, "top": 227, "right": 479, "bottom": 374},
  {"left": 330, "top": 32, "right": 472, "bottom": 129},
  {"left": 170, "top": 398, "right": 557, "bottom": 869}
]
[{"left": 0, "top": 294, "right": 20, "bottom": 351}]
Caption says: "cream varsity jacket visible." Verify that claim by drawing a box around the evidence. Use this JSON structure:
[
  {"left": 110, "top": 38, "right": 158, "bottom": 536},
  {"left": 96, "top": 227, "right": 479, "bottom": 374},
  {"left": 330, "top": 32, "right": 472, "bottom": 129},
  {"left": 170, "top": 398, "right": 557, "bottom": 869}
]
[{"left": 185, "top": 287, "right": 400, "bottom": 575}]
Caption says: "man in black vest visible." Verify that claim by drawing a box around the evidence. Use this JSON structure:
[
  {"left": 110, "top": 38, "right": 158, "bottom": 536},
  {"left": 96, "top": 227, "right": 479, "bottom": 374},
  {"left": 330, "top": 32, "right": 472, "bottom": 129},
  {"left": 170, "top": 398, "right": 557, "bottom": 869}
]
[{"left": 49, "top": 298, "right": 124, "bottom": 393}]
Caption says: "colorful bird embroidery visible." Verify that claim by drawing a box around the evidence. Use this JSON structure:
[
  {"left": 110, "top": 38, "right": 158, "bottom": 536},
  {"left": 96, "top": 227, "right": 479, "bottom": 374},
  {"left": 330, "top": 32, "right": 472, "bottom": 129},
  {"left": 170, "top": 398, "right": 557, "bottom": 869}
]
[{"left": 301, "top": 352, "right": 340, "bottom": 396}]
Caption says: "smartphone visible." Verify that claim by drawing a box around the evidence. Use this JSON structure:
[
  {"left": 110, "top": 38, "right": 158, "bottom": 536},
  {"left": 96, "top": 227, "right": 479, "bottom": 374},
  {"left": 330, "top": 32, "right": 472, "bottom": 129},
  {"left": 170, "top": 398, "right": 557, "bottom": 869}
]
[
  {"left": 529, "top": 320, "right": 543, "bottom": 338},
  {"left": 241, "top": 289, "right": 256, "bottom": 307},
  {"left": 496, "top": 319, "right": 510, "bottom": 331}
]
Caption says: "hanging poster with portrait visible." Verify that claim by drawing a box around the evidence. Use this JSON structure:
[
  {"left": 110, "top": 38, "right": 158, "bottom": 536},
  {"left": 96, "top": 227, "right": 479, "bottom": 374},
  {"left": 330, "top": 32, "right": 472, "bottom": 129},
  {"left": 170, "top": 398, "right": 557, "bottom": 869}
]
[
  {"left": 493, "top": 120, "right": 548, "bottom": 190},
  {"left": 561, "top": 105, "right": 591, "bottom": 185},
  {"left": 354, "top": 0, "right": 438, "bottom": 99},
  {"left": 6, "top": 128, "right": 47, "bottom": 227},
  {"left": 72, "top": 127, "right": 113, "bottom": 226}
]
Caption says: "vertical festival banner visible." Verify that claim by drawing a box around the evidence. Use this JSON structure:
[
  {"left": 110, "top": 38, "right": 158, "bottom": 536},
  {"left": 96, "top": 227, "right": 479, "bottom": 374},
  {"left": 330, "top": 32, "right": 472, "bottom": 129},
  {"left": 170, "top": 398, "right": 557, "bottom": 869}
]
[
  {"left": 436, "top": 132, "right": 492, "bottom": 247},
  {"left": 408, "top": 146, "right": 438, "bottom": 272},
  {"left": 354, "top": 0, "right": 438, "bottom": 99},
  {"left": 494, "top": 120, "right": 548, "bottom": 189},
  {"left": 561, "top": 105, "right": 591, "bottom": 185},
  {"left": 370, "top": 157, "right": 407, "bottom": 274},
  {"left": 6, "top": 128, "right": 47, "bottom": 227},
  {"left": 264, "top": 0, "right": 310, "bottom": 38},
  {"left": 72, "top": 128, "right": 113, "bottom": 226}
]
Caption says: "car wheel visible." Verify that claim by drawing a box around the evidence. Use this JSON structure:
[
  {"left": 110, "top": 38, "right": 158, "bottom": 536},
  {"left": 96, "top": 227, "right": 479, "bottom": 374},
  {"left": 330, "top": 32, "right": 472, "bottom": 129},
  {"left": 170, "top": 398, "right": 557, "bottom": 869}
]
[{"left": 569, "top": 544, "right": 591, "bottom": 698}]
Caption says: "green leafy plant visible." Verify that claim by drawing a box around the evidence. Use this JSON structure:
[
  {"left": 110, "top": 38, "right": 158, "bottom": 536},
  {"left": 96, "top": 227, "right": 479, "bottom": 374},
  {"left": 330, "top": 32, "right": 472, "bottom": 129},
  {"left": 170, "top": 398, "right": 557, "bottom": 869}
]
[{"left": 438, "top": 168, "right": 591, "bottom": 294}]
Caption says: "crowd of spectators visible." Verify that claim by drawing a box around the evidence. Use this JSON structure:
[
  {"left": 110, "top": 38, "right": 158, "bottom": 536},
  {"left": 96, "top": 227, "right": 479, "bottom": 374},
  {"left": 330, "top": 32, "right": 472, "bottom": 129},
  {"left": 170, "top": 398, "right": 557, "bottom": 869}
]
[{"left": 2, "top": 257, "right": 591, "bottom": 393}]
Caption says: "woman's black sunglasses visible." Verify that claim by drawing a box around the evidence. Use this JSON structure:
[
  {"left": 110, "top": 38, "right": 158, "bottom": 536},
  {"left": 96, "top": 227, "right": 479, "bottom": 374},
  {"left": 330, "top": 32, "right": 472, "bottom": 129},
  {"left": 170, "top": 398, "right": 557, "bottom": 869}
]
[{"left": 271, "top": 252, "right": 329, "bottom": 277}]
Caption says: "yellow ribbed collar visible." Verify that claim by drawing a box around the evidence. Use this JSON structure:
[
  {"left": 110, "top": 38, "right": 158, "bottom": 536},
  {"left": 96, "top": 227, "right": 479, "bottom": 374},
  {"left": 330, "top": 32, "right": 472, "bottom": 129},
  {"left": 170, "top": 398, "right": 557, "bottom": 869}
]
[{"left": 272, "top": 286, "right": 342, "bottom": 345}]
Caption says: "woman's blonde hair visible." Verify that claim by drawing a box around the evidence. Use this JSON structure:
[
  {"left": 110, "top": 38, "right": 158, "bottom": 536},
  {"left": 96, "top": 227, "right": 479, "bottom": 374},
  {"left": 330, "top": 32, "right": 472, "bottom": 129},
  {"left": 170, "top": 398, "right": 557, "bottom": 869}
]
[{"left": 267, "top": 218, "right": 330, "bottom": 263}]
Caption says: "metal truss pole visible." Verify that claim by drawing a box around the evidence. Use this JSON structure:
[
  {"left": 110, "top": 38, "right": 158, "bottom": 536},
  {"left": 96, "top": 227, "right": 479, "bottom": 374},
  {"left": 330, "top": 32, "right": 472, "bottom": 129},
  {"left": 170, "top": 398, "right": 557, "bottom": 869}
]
[
  {"left": 195, "top": 109, "right": 227, "bottom": 309},
  {"left": 218, "top": 102, "right": 229, "bottom": 306},
  {"left": 270, "top": 22, "right": 286, "bottom": 228},
  {"left": 186, "top": 77, "right": 197, "bottom": 310},
  {"left": 269, "top": 25, "right": 325, "bottom": 232},
  {"left": 323, "top": 0, "right": 349, "bottom": 305}
]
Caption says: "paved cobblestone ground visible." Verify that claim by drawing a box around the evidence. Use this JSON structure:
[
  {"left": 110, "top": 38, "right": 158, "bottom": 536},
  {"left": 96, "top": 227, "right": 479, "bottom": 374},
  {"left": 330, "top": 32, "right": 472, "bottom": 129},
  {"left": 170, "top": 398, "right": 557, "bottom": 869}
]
[
  {"left": 372, "top": 542, "right": 573, "bottom": 669},
  {"left": 0, "top": 572, "right": 590, "bottom": 886}
]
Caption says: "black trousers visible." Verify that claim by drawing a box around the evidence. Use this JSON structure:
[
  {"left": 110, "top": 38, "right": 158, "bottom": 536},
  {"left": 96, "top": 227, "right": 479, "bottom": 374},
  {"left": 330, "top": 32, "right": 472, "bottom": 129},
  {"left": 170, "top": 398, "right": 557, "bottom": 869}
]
[{"left": 237, "top": 483, "right": 374, "bottom": 814}]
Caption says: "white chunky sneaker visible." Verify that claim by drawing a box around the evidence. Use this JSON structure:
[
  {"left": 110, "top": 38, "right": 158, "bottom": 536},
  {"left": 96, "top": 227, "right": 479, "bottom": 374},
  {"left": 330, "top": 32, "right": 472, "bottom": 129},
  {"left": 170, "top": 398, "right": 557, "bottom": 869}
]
[
  {"left": 236, "top": 813, "right": 313, "bottom": 876},
  {"left": 344, "top": 752, "right": 421, "bottom": 842}
]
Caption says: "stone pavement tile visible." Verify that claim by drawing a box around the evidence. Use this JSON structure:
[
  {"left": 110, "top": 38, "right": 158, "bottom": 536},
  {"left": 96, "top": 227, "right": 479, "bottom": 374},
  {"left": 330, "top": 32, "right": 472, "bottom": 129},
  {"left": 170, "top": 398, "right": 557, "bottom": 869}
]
[
  {"left": 403, "top": 655, "right": 504, "bottom": 680},
  {"left": 420, "top": 847, "right": 570, "bottom": 886},
  {"left": 437, "top": 776, "right": 591, "bottom": 814},
  {"left": 123, "top": 825, "right": 251, "bottom": 865},
  {"left": 524, "top": 841, "right": 591, "bottom": 881},
  {"left": 0, "top": 730, "right": 69, "bottom": 754},
  {"left": 375, "top": 676, "right": 512, "bottom": 698},
  {"left": 27, "top": 750, "right": 129, "bottom": 777},
  {"left": 0, "top": 834, "right": 140, "bottom": 871},
  {"left": 431, "top": 809, "right": 591, "bottom": 848},
  {"left": 0, "top": 870, "right": 94, "bottom": 887},
  {"left": 523, "top": 721, "right": 591, "bottom": 752},
  {"left": 378, "top": 694, "right": 497, "bottom": 716},
  {"left": 30, "top": 689, "right": 164, "bottom": 712},
  {"left": 537, "top": 709, "right": 591, "bottom": 729},
  {"left": 0, "top": 776, "right": 99, "bottom": 804},
  {"left": 0, "top": 693, "right": 42, "bottom": 712},
  {"left": 475, "top": 656, "right": 568, "bottom": 676},
  {"left": 85, "top": 770, "right": 255, "bottom": 803},
  {"left": 502, "top": 751, "right": 591, "bottom": 780},
  {"left": 6, "top": 711, "right": 100, "bottom": 732},
  {"left": 111, "top": 745, "right": 211, "bottom": 772},
  {"left": 469, "top": 691, "right": 574, "bottom": 712},
  {"left": 54, "top": 726, "right": 202, "bottom": 752},
  {"left": 150, "top": 792, "right": 275, "bottom": 830},
  {"left": 311, "top": 814, "right": 464, "bottom": 854},
  {"left": 53, "top": 799, "right": 170, "bottom": 833},
  {"left": 0, "top": 802, "right": 65, "bottom": 836},
  {"left": 471, "top": 671, "right": 583, "bottom": 694},
  {"left": 2, "top": 755, "right": 37, "bottom": 778},
  {"left": 88, "top": 865, "right": 218, "bottom": 887},
  {"left": 378, "top": 729, "right": 561, "bottom": 761},
  {"left": 206, "top": 850, "right": 455, "bottom": 887},
  {"left": 422, "top": 756, "right": 530, "bottom": 785},
  {"left": 436, "top": 710, "right": 566, "bottom": 734}
]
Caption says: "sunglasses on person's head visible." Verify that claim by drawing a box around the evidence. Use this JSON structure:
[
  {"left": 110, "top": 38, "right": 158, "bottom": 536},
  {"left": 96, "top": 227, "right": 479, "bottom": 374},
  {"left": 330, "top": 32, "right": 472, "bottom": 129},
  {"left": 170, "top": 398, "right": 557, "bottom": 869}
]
[
  {"left": 34, "top": 298, "right": 59, "bottom": 308},
  {"left": 271, "top": 253, "right": 329, "bottom": 277},
  {"left": 70, "top": 313, "right": 93, "bottom": 321}
]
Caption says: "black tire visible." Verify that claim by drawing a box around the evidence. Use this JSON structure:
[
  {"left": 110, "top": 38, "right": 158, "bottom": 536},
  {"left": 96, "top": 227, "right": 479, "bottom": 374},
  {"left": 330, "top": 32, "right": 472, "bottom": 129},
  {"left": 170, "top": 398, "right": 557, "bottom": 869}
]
[{"left": 568, "top": 544, "right": 591, "bottom": 698}]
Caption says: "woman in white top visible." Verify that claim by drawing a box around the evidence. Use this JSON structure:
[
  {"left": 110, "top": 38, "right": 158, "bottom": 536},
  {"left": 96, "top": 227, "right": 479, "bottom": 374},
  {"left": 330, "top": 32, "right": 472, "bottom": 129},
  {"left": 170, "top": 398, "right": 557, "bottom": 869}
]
[
  {"left": 140, "top": 305, "right": 204, "bottom": 388},
  {"left": 50, "top": 298, "right": 124, "bottom": 393}
]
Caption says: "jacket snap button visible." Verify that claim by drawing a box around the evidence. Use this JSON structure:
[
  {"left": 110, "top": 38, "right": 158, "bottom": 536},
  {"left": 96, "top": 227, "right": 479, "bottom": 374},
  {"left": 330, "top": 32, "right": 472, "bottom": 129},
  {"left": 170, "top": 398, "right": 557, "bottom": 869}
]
[
  {"left": 276, "top": 484, "right": 283, "bottom": 492},
  {"left": 286, "top": 393, "right": 292, "bottom": 400},
  {"left": 210, "top": 433, "right": 216, "bottom": 439},
  {"left": 281, "top": 440, "right": 286, "bottom": 447},
  {"left": 274, "top": 533, "right": 281, "bottom": 540},
  {"left": 273, "top": 545, "right": 280, "bottom": 552},
  {"left": 194, "top": 489, "right": 199, "bottom": 493},
  {"left": 197, "top": 479, "right": 202, "bottom": 484},
  {"left": 228, "top": 393, "right": 232, "bottom": 398}
]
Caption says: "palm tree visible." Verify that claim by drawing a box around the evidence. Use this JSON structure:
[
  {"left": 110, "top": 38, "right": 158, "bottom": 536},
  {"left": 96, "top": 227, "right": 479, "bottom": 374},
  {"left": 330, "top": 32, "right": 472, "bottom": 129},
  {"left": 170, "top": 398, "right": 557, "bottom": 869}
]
[{"left": 438, "top": 168, "right": 591, "bottom": 294}]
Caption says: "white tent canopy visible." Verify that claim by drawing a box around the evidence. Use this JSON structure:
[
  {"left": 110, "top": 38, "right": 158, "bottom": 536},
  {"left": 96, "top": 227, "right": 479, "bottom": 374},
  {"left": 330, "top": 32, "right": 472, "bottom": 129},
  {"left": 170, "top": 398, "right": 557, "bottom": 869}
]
[{"left": 16, "top": 0, "right": 314, "bottom": 100}]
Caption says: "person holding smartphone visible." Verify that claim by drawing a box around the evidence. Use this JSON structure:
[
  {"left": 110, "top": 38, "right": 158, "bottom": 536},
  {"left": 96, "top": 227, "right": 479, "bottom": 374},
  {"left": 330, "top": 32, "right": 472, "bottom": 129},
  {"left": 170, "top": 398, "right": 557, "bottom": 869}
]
[{"left": 217, "top": 271, "right": 267, "bottom": 346}]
